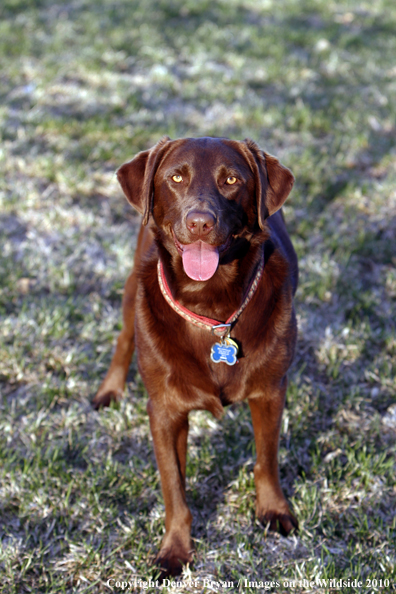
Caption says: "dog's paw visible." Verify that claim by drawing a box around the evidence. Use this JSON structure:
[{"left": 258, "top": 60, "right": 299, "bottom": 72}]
[
  {"left": 154, "top": 545, "right": 193, "bottom": 579},
  {"left": 92, "top": 389, "right": 121, "bottom": 409},
  {"left": 258, "top": 510, "right": 298, "bottom": 536}
]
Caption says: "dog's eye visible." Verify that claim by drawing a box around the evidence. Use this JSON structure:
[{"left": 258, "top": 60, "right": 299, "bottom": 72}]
[
  {"left": 226, "top": 176, "right": 237, "bottom": 185},
  {"left": 172, "top": 175, "right": 183, "bottom": 183}
]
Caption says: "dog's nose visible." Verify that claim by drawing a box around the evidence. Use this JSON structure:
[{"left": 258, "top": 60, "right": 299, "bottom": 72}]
[{"left": 186, "top": 210, "right": 216, "bottom": 237}]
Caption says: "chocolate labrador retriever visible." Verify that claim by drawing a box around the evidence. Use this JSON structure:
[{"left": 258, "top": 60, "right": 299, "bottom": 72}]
[{"left": 93, "top": 136, "right": 298, "bottom": 576}]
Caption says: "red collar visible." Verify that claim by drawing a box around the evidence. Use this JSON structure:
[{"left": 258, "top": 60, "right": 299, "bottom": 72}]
[{"left": 157, "top": 248, "right": 264, "bottom": 339}]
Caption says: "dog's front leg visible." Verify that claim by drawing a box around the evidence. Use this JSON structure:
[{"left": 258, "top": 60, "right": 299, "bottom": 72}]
[
  {"left": 147, "top": 399, "right": 193, "bottom": 577},
  {"left": 248, "top": 378, "right": 298, "bottom": 536}
]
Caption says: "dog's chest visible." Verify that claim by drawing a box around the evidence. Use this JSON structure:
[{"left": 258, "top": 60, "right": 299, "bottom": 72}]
[
  {"left": 176, "top": 324, "right": 257, "bottom": 405},
  {"left": 136, "top": 264, "right": 278, "bottom": 409}
]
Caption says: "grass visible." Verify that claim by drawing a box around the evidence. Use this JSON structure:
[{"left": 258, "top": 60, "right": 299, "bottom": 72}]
[{"left": 0, "top": 0, "right": 396, "bottom": 591}]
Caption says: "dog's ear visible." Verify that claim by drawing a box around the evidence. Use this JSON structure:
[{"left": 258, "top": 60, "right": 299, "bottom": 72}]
[
  {"left": 117, "top": 136, "right": 171, "bottom": 224},
  {"left": 243, "top": 139, "right": 294, "bottom": 229}
]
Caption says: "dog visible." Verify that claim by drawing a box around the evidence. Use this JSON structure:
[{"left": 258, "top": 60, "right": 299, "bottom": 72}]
[{"left": 93, "top": 136, "right": 298, "bottom": 576}]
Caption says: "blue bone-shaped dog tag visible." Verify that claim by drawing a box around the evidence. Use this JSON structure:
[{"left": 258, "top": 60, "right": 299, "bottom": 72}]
[{"left": 210, "top": 340, "right": 238, "bottom": 366}]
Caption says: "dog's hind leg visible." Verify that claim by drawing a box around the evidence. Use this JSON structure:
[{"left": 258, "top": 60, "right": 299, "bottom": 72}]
[{"left": 92, "top": 269, "right": 137, "bottom": 409}]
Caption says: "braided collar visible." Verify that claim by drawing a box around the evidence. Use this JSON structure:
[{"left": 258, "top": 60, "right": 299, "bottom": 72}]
[{"left": 157, "top": 247, "right": 264, "bottom": 339}]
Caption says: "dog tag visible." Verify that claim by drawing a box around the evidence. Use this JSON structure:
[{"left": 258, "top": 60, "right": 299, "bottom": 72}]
[{"left": 210, "top": 338, "right": 238, "bottom": 366}]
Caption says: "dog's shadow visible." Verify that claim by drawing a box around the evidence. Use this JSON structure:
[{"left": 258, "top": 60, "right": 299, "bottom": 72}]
[{"left": 185, "top": 403, "right": 257, "bottom": 532}]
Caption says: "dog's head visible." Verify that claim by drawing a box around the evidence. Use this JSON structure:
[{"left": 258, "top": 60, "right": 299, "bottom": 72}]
[{"left": 117, "top": 137, "right": 294, "bottom": 281}]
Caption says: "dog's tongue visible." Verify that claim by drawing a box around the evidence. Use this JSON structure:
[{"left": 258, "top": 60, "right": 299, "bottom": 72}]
[{"left": 182, "top": 241, "right": 219, "bottom": 281}]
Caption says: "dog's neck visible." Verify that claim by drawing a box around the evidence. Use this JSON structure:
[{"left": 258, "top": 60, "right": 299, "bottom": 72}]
[{"left": 156, "top": 234, "right": 267, "bottom": 323}]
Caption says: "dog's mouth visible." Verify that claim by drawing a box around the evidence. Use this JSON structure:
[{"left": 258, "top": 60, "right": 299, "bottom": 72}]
[{"left": 173, "top": 233, "right": 231, "bottom": 281}]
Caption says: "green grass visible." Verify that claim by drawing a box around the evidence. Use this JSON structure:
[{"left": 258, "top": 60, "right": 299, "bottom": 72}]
[{"left": 1, "top": 0, "right": 396, "bottom": 592}]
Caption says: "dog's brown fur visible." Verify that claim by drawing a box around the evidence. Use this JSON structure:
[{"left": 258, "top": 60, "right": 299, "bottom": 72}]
[{"left": 93, "top": 136, "right": 298, "bottom": 576}]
